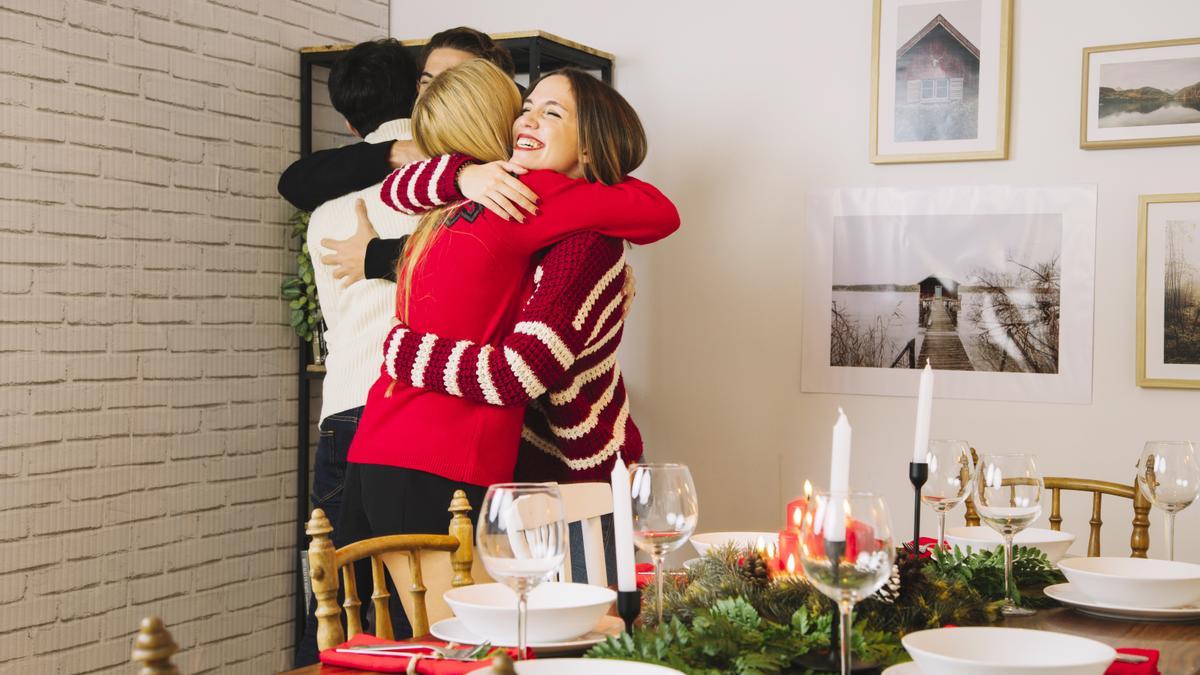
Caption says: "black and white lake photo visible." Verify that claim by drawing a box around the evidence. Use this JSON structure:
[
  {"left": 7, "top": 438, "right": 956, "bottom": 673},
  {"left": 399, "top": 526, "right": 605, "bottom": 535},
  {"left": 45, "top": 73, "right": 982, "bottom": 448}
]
[
  {"left": 831, "top": 213, "right": 1063, "bottom": 373},
  {"left": 1099, "top": 56, "right": 1200, "bottom": 128}
]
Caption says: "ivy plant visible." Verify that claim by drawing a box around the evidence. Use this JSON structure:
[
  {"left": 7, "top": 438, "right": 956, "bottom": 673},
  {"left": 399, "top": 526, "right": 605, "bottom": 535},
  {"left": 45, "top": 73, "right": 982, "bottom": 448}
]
[{"left": 280, "top": 210, "right": 322, "bottom": 342}]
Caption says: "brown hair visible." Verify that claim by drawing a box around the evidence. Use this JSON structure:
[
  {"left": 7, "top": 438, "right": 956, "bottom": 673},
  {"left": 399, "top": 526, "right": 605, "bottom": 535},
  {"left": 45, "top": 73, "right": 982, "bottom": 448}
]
[
  {"left": 528, "top": 68, "right": 647, "bottom": 185},
  {"left": 422, "top": 27, "right": 515, "bottom": 76},
  {"left": 396, "top": 59, "right": 522, "bottom": 320}
]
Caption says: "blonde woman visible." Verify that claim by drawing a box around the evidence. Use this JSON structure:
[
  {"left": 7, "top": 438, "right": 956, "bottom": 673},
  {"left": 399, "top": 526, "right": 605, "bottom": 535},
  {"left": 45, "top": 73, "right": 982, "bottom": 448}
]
[{"left": 339, "top": 59, "right": 677, "bottom": 549}]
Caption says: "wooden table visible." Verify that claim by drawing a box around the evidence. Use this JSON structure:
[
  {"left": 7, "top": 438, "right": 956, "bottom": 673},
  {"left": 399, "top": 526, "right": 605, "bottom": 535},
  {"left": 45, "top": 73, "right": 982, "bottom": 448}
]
[{"left": 280, "top": 611, "right": 1200, "bottom": 674}]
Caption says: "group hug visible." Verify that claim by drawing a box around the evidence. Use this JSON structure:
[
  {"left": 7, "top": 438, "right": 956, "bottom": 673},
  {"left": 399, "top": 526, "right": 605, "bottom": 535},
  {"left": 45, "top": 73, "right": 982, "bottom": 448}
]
[{"left": 276, "top": 26, "right": 680, "bottom": 665}]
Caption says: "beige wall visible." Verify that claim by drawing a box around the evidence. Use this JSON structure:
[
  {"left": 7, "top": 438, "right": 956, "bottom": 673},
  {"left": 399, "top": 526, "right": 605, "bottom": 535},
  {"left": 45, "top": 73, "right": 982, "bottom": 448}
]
[
  {"left": 391, "top": 0, "right": 1200, "bottom": 563},
  {"left": 0, "top": 1, "right": 388, "bottom": 672}
]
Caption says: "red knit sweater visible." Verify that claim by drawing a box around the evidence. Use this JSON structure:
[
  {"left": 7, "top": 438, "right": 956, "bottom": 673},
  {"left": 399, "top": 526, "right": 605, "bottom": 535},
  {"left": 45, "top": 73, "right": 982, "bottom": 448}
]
[{"left": 346, "top": 161, "right": 679, "bottom": 486}]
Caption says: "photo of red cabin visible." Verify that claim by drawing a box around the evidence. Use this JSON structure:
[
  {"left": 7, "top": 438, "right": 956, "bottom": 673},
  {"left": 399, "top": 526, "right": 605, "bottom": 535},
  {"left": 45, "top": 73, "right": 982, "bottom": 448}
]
[{"left": 894, "top": 13, "right": 981, "bottom": 142}]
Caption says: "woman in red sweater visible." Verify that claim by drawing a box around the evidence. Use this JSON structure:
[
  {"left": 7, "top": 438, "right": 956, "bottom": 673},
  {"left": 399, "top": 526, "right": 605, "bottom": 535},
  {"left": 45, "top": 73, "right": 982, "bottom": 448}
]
[{"left": 340, "top": 60, "right": 678, "bottom": 544}]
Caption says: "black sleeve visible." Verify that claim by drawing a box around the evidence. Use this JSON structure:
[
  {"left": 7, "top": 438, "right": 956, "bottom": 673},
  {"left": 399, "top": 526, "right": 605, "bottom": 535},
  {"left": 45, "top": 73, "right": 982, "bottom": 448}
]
[
  {"left": 277, "top": 141, "right": 394, "bottom": 211},
  {"left": 364, "top": 236, "right": 407, "bottom": 282}
]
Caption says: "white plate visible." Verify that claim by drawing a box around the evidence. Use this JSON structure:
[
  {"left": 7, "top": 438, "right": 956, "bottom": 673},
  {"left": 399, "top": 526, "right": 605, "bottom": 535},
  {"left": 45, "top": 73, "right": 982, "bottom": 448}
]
[
  {"left": 514, "top": 658, "right": 684, "bottom": 674},
  {"left": 882, "top": 663, "right": 921, "bottom": 674},
  {"left": 1045, "top": 582, "right": 1200, "bottom": 622},
  {"left": 430, "top": 615, "right": 623, "bottom": 655},
  {"left": 945, "top": 526, "right": 1075, "bottom": 562},
  {"left": 690, "top": 531, "right": 776, "bottom": 556},
  {"left": 902, "top": 626, "right": 1114, "bottom": 674}
]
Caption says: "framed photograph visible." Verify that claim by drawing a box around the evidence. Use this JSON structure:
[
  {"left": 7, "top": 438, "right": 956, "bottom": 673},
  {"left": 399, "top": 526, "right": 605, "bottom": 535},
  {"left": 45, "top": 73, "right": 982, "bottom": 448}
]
[
  {"left": 870, "top": 0, "right": 1013, "bottom": 164},
  {"left": 802, "top": 186, "right": 1098, "bottom": 403},
  {"left": 1081, "top": 38, "right": 1200, "bottom": 150},
  {"left": 1137, "top": 193, "right": 1200, "bottom": 388}
]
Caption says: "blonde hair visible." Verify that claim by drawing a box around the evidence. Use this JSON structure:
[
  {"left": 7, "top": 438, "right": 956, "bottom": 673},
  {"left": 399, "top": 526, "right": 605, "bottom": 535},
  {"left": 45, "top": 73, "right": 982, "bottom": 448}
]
[{"left": 396, "top": 59, "right": 522, "bottom": 320}]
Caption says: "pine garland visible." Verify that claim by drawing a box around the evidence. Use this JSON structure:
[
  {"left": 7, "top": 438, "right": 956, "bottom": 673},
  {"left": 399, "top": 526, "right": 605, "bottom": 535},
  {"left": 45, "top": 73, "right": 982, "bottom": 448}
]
[{"left": 587, "top": 544, "right": 1065, "bottom": 673}]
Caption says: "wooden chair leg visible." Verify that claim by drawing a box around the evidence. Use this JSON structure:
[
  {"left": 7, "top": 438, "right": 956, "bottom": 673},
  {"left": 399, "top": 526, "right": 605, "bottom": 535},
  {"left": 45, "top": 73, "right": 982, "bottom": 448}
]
[
  {"left": 342, "top": 564, "right": 363, "bottom": 638},
  {"left": 405, "top": 552, "right": 429, "bottom": 637},
  {"left": 307, "top": 509, "right": 346, "bottom": 651},
  {"left": 371, "top": 556, "right": 395, "bottom": 640}
]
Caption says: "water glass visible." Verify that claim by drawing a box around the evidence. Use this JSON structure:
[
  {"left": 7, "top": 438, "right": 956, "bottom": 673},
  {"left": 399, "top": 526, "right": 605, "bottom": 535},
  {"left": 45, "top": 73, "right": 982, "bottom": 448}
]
[
  {"left": 973, "top": 452, "right": 1042, "bottom": 616},
  {"left": 475, "top": 483, "right": 567, "bottom": 659},
  {"left": 799, "top": 492, "right": 895, "bottom": 675},
  {"left": 630, "top": 463, "right": 699, "bottom": 623},
  {"left": 1136, "top": 441, "right": 1200, "bottom": 561},
  {"left": 921, "top": 440, "right": 975, "bottom": 557}
]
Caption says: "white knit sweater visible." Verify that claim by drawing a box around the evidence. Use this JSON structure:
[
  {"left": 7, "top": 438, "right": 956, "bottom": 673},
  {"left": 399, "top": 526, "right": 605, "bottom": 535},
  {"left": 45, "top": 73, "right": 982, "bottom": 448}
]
[{"left": 306, "top": 119, "right": 417, "bottom": 422}]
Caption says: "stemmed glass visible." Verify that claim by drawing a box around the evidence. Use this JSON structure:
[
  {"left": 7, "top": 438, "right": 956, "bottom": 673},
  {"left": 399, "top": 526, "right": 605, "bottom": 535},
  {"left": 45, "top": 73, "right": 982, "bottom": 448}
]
[
  {"left": 973, "top": 452, "right": 1042, "bottom": 616},
  {"left": 475, "top": 483, "right": 567, "bottom": 660},
  {"left": 921, "top": 440, "right": 975, "bottom": 558},
  {"left": 1136, "top": 441, "right": 1200, "bottom": 561},
  {"left": 630, "top": 463, "right": 699, "bottom": 624},
  {"left": 799, "top": 492, "right": 895, "bottom": 675}
]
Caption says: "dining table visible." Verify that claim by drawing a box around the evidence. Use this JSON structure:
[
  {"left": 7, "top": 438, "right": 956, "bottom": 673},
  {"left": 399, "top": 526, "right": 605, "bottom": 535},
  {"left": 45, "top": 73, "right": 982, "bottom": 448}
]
[{"left": 279, "top": 608, "right": 1200, "bottom": 675}]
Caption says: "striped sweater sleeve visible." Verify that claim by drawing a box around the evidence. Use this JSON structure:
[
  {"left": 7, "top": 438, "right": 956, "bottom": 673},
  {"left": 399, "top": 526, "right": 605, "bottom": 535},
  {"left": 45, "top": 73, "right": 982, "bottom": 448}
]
[
  {"left": 379, "top": 153, "right": 476, "bottom": 215},
  {"left": 380, "top": 234, "right": 626, "bottom": 407}
]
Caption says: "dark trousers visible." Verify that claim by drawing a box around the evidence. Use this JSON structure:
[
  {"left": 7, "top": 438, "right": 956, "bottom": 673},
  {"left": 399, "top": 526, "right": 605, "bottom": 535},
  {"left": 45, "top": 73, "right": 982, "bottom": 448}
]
[
  {"left": 295, "top": 407, "right": 403, "bottom": 666},
  {"left": 339, "top": 462, "right": 487, "bottom": 544}
]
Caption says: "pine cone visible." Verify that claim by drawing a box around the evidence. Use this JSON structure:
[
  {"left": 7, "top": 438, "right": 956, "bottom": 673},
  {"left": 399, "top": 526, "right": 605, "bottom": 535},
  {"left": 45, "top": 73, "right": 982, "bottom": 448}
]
[
  {"left": 873, "top": 563, "right": 902, "bottom": 604},
  {"left": 737, "top": 550, "right": 771, "bottom": 586}
]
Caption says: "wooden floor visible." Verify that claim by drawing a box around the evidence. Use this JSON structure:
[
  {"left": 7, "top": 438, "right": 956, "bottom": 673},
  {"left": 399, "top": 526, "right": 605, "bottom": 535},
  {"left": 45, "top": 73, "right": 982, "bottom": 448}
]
[{"left": 917, "top": 301, "right": 974, "bottom": 371}]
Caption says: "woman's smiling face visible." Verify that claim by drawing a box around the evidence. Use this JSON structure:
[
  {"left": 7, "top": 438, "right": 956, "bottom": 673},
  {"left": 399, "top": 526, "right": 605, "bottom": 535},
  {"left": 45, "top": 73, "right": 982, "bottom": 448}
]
[{"left": 511, "top": 75, "right": 583, "bottom": 178}]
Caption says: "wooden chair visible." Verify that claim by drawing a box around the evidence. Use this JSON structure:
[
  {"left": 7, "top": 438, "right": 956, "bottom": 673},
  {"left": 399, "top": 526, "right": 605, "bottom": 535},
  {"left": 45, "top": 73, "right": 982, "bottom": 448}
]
[
  {"left": 131, "top": 616, "right": 179, "bottom": 675},
  {"left": 963, "top": 450, "right": 1151, "bottom": 557},
  {"left": 306, "top": 490, "right": 475, "bottom": 651},
  {"left": 558, "top": 482, "right": 614, "bottom": 586}
]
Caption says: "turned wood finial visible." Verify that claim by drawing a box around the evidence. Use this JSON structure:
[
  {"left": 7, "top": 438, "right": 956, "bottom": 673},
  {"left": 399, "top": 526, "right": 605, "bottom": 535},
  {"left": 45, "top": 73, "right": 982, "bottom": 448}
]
[
  {"left": 490, "top": 649, "right": 516, "bottom": 675},
  {"left": 448, "top": 490, "right": 475, "bottom": 588},
  {"left": 131, "top": 616, "right": 180, "bottom": 675},
  {"left": 307, "top": 508, "right": 346, "bottom": 651}
]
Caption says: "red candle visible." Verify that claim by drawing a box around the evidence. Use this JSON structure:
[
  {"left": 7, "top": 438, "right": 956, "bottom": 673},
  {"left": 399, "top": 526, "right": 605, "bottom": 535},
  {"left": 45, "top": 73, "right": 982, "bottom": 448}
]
[
  {"left": 785, "top": 480, "right": 814, "bottom": 532},
  {"left": 777, "top": 529, "right": 799, "bottom": 575}
]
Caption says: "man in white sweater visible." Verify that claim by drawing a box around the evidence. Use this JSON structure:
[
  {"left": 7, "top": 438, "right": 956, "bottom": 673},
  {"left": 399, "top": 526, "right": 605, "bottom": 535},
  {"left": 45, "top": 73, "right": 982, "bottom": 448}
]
[{"left": 296, "top": 38, "right": 421, "bottom": 665}]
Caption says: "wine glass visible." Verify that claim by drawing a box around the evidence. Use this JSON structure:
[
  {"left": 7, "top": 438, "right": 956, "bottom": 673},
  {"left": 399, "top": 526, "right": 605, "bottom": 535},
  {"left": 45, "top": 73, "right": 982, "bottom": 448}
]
[
  {"left": 973, "top": 452, "right": 1042, "bottom": 616},
  {"left": 1136, "top": 441, "right": 1200, "bottom": 561},
  {"left": 921, "top": 440, "right": 975, "bottom": 558},
  {"left": 799, "top": 492, "right": 895, "bottom": 675},
  {"left": 475, "top": 483, "right": 567, "bottom": 659},
  {"left": 630, "top": 463, "right": 699, "bottom": 624}
]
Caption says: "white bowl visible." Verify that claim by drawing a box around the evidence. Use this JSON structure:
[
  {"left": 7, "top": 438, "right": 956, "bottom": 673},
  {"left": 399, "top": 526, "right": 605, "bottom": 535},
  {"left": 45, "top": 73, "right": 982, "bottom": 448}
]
[
  {"left": 443, "top": 582, "right": 615, "bottom": 644},
  {"left": 902, "top": 627, "right": 1115, "bottom": 675},
  {"left": 944, "top": 526, "right": 1075, "bottom": 562},
  {"left": 690, "top": 531, "right": 775, "bottom": 557},
  {"left": 515, "top": 659, "right": 684, "bottom": 673},
  {"left": 1058, "top": 557, "right": 1200, "bottom": 609}
]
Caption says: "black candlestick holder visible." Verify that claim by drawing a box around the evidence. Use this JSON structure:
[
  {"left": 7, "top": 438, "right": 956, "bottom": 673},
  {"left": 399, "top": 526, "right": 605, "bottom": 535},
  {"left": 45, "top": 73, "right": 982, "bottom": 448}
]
[
  {"left": 909, "top": 461, "right": 929, "bottom": 554},
  {"left": 617, "top": 589, "right": 641, "bottom": 635}
]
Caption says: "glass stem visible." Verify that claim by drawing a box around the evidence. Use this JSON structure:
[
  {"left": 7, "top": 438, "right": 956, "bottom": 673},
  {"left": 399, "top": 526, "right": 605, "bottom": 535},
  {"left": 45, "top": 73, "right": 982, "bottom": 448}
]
[
  {"left": 516, "top": 587, "right": 529, "bottom": 660},
  {"left": 653, "top": 553, "right": 665, "bottom": 624},
  {"left": 838, "top": 598, "right": 853, "bottom": 675},
  {"left": 1002, "top": 533, "right": 1016, "bottom": 610},
  {"left": 1166, "top": 511, "right": 1176, "bottom": 562},
  {"left": 936, "top": 510, "right": 947, "bottom": 560}
]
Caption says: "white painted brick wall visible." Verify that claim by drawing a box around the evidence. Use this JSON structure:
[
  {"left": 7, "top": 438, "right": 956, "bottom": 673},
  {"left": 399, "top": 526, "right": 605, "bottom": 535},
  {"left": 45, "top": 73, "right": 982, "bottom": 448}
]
[{"left": 0, "top": 0, "right": 389, "bottom": 672}]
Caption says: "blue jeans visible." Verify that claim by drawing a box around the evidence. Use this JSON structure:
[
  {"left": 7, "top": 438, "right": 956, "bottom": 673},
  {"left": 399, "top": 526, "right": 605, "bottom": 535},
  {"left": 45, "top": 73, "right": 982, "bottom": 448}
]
[{"left": 296, "top": 407, "right": 404, "bottom": 665}]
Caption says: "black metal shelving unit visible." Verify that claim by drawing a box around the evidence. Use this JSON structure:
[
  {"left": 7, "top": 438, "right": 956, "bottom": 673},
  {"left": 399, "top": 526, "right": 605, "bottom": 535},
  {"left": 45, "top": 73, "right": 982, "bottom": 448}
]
[{"left": 291, "top": 31, "right": 614, "bottom": 654}]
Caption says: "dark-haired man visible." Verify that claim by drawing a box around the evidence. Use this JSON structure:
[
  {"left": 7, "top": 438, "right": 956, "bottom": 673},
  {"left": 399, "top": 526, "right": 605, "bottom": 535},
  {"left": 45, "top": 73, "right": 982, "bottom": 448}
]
[{"left": 294, "top": 37, "right": 420, "bottom": 666}]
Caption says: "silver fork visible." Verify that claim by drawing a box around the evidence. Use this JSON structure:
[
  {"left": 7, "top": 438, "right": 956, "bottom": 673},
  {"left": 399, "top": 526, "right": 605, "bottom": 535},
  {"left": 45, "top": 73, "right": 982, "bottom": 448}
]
[{"left": 340, "top": 642, "right": 493, "bottom": 661}]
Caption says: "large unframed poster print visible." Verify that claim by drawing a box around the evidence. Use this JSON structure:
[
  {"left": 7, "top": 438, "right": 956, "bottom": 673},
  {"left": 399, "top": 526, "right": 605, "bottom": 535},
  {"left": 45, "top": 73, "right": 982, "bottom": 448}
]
[
  {"left": 1138, "top": 193, "right": 1200, "bottom": 388},
  {"left": 802, "top": 186, "right": 1097, "bottom": 403},
  {"left": 1081, "top": 37, "right": 1200, "bottom": 150},
  {"left": 870, "top": 0, "right": 1013, "bottom": 163}
]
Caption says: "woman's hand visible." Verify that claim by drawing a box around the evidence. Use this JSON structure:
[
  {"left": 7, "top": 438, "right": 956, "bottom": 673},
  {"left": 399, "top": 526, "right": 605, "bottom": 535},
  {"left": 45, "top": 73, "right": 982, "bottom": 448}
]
[
  {"left": 457, "top": 161, "right": 538, "bottom": 222},
  {"left": 621, "top": 264, "right": 637, "bottom": 319},
  {"left": 320, "top": 199, "right": 378, "bottom": 286}
]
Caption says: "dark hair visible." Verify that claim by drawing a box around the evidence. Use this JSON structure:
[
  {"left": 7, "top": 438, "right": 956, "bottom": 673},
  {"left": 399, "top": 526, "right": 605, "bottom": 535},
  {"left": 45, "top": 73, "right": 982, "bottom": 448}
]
[
  {"left": 422, "top": 27, "right": 514, "bottom": 76},
  {"left": 528, "top": 68, "right": 647, "bottom": 185},
  {"left": 328, "top": 39, "right": 419, "bottom": 137}
]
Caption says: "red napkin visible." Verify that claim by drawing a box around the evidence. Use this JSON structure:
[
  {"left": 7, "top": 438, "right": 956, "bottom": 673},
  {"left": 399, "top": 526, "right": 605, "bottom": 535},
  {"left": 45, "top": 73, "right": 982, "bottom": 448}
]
[
  {"left": 1105, "top": 648, "right": 1160, "bottom": 675},
  {"left": 318, "top": 634, "right": 525, "bottom": 673},
  {"left": 635, "top": 562, "right": 654, "bottom": 589}
]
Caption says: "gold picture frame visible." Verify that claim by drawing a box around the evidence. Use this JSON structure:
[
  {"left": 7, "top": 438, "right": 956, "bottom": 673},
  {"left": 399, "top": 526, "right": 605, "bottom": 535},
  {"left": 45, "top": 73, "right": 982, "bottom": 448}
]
[
  {"left": 1137, "top": 193, "right": 1200, "bottom": 389},
  {"left": 1081, "top": 37, "right": 1200, "bottom": 150},
  {"left": 870, "top": 0, "right": 1013, "bottom": 164}
]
